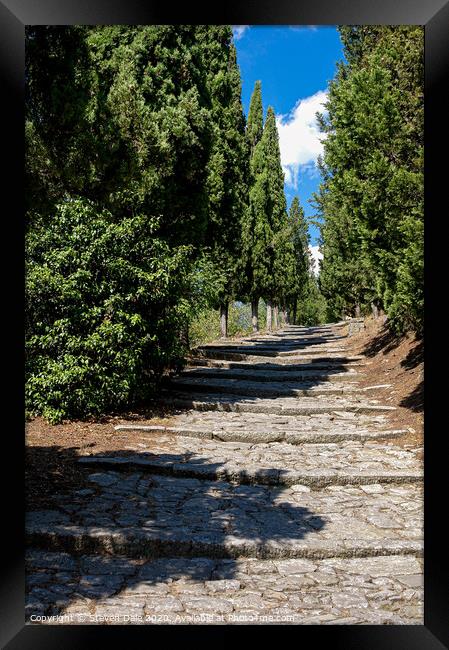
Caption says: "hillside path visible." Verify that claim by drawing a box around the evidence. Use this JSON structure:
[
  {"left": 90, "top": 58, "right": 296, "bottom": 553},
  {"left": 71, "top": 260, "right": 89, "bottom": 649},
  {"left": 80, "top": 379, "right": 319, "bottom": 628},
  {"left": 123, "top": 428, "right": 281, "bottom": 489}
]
[{"left": 26, "top": 322, "right": 423, "bottom": 625}]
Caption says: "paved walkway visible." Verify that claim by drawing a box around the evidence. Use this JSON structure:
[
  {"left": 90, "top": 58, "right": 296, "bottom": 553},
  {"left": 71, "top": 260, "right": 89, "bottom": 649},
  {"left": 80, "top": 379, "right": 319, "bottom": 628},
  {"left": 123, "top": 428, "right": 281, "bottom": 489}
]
[{"left": 26, "top": 323, "right": 423, "bottom": 625}]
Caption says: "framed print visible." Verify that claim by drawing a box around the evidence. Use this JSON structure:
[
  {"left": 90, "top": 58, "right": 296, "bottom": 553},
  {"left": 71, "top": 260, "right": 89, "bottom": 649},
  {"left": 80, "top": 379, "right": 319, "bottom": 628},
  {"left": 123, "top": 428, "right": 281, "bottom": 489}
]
[{"left": 1, "top": 0, "right": 447, "bottom": 647}]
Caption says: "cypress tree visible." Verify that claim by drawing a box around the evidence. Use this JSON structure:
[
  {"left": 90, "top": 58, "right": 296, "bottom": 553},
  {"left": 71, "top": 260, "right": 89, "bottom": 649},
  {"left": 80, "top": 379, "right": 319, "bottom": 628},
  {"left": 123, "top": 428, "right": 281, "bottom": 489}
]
[
  {"left": 246, "top": 80, "right": 263, "bottom": 154},
  {"left": 315, "top": 26, "right": 423, "bottom": 333},
  {"left": 25, "top": 25, "right": 248, "bottom": 422},
  {"left": 240, "top": 80, "right": 264, "bottom": 331},
  {"left": 249, "top": 106, "right": 288, "bottom": 331},
  {"left": 284, "top": 197, "right": 310, "bottom": 324},
  {"left": 196, "top": 27, "right": 249, "bottom": 338}
]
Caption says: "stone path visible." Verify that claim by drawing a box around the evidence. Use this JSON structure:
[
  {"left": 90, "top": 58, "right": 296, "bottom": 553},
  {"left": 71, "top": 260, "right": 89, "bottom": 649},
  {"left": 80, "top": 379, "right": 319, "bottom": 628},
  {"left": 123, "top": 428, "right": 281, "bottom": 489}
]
[{"left": 26, "top": 322, "right": 423, "bottom": 625}]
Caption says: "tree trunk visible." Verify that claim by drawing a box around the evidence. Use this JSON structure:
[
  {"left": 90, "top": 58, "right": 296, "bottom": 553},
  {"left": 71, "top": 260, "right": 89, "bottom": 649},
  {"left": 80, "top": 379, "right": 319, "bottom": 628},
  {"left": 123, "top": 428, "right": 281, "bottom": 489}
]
[
  {"left": 220, "top": 301, "right": 228, "bottom": 339},
  {"left": 251, "top": 298, "right": 259, "bottom": 332},
  {"left": 266, "top": 300, "right": 272, "bottom": 332},
  {"left": 371, "top": 301, "right": 379, "bottom": 320},
  {"left": 273, "top": 305, "right": 279, "bottom": 330},
  {"left": 292, "top": 300, "right": 297, "bottom": 326},
  {"left": 355, "top": 303, "right": 361, "bottom": 318}
]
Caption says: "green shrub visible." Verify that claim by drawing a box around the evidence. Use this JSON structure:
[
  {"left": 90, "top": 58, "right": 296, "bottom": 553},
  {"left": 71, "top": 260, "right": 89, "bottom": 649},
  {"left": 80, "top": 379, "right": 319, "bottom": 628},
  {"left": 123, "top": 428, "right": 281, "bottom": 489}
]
[
  {"left": 189, "top": 301, "right": 262, "bottom": 348},
  {"left": 189, "top": 307, "right": 221, "bottom": 347},
  {"left": 26, "top": 199, "right": 192, "bottom": 422}
]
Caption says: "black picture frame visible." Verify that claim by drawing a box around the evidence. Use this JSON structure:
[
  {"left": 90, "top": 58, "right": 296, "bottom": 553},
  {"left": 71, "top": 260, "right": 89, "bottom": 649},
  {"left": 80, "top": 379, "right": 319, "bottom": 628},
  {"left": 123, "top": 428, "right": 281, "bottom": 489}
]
[{"left": 1, "top": 1, "right": 447, "bottom": 647}]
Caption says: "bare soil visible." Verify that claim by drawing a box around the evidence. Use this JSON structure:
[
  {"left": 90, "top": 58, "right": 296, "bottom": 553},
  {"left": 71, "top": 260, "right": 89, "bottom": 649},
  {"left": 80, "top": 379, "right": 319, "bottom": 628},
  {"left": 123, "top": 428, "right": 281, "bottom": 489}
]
[
  {"left": 25, "top": 408, "right": 179, "bottom": 511},
  {"left": 345, "top": 316, "right": 423, "bottom": 450}
]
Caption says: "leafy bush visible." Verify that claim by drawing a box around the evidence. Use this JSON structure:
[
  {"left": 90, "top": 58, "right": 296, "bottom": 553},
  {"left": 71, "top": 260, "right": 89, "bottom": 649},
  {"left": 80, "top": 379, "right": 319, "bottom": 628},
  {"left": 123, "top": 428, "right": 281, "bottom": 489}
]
[
  {"left": 189, "top": 302, "right": 255, "bottom": 348},
  {"left": 189, "top": 307, "right": 221, "bottom": 347},
  {"left": 25, "top": 25, "right": 249, "bottom": 423},
  {"left": 26, "top": 199, "right": 192, "bottom": 422},
  {"left": 387, "top": 214, "right": 423, "bottom": 336},
  {"left": 296, "top": 277, "right": 328, "bottom": 326}
]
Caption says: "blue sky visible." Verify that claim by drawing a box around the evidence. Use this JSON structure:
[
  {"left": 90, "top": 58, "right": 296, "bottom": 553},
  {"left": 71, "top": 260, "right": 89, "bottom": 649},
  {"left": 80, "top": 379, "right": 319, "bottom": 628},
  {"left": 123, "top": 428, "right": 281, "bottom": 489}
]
[{"left": 232, "top": 25, "right": 344, "bottom": 263}]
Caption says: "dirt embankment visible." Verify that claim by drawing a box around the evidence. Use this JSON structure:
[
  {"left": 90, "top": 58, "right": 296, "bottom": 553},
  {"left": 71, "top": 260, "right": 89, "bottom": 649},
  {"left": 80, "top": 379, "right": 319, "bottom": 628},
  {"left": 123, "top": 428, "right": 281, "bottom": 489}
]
[{"left": 345, "top": 316, "right": 423, "bottom": 449}]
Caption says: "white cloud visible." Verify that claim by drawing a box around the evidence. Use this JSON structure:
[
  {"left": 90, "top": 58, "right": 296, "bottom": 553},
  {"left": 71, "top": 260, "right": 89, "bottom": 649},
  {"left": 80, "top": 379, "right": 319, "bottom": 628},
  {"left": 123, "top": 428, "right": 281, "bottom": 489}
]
[
  {"left": 288, "top": 25, "right": 318, "bottom": 32},
  {"left": 232, "top": 25, "right": 250, "bottom": 41},
  {"left": 276, "top": 90, "right": 328, "bottom": 189},
  {"left": 309, "top": 245, "right": 323, "bottom": 275}
]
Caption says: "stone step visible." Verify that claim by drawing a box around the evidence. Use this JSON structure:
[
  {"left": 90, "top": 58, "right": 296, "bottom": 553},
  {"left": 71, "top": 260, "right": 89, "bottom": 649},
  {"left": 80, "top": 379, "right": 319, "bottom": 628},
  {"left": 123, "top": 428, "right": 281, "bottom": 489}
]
[
  {"left": 158, "top": 392, "right": 396, "bottom": 416},
  {"left": 187, "top": 358, "right": 367, "bottom": 370},
  {"left": 25, "top": 550, "right": 423, "bottom": 625},
  {"left": 197, "top": 339, "right": 346, "bottom": 351},
  {"left": 192, "top": 349, "right": 365, "bottom": 363},
  {"left": 114, "top": 424, "right": 410, "bottom": 445},
  {"left": 241, "top": 336, "right": 346, "bottom": 346},
  {"left": 196, "top": 346, "right": 350, "bottom": 358},
  {"left": 87, "top": 436, "right": 422, "bottom": 474},
  {"left": 242, "top": 334, "right": 344, "bottom": 344},
  {"left": 26, "top": 474, "right": 422, "bottom": 560},
  {"left": 168, "top": 377, "right": 359, "bottom": 399},
  {"left": 277, "top": 348, "right": 350, "bottom": 357},
  {"left": 180, "top": 367, "right": 360, "bottom": 382},
  {"left": 78, "top": 449, "right": 422, "bottom": 487},
  {"left": 25, "top": 320, "right": 423, "bottom": 625}
]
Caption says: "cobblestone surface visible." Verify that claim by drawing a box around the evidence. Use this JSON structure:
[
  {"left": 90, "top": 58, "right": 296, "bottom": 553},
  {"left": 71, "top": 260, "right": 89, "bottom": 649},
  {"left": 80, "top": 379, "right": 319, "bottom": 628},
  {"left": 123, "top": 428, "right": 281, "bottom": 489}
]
[
  {"left": 193, "top": 351, "right": 365, "bottom": 363},
  {"left": 117, "top": 410, "right": 406, "bottom": 445},
  {"left": 180, "top": 366, "right": 361, "bottom": 382},
  {"left": 78, "top": 437, "right": 422, "bottom": 486},
  {"left": 187, "top": 358, "right": 367, "bottom": 370},
  {"left": 26, "top": 551, "right": 423, "bottom": 625},
  {"left": 26, "top": 323, "right": 423, "bottom": 625},
  {"left": 160, "top": 391, "right": 396, "bottom": 416},
  {"left": 27, "top": 473, "right": 423, "bottom": 558},
  {"left": 169, "top": 376, "right": 362, "bottom": 397}
]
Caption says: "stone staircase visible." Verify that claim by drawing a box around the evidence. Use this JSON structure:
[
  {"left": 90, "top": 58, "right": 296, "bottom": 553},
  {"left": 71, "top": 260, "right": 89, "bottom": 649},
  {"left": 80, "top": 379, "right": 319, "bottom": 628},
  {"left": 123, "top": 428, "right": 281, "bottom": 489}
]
[{"left": 26, "top": 322, "right": 423, "bottom": 625}]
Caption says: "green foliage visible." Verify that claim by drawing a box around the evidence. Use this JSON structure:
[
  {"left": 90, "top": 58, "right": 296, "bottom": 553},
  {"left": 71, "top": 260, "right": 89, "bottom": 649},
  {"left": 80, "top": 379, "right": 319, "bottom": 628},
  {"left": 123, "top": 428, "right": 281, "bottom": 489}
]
[
  {"left": 189, "top": 301, "right": 260, "bottom": 347},
  {"left": 315, "top": 26, "right": 423, "bottom": 335},
  {"left": 25, "top": 26, "right": 249, "bottom": 422},
  {"left": 282, "top": 197, "right": 312, "bottom": 321},
  {"left": 297, "top": 275, "right": 328, "bottom": 326},
  {"left": 272, "top": 195, "right": 328, "bottom": 327},
  {"left": 246, "top": 80, "right": 263, "bottom": 153},
  {"left": 241, "top": 104, "right": 289, "bottom": 304},
  {"left": 387, "top": 214, "right": 424, "bottom": 335},
  {"left": 238, "top": 80, "right": 264, "bottom": 303},
  {"left": 26, "top": 199, "right": 193, "bottom": 422},
  {"left": 198, "top": 28, "right": 249, "bottom": 306},
  {"left": 189, "top": 307, "right": 221, "bottom": 347},
  {"left": 229, "top": 300, "right": 269, "bottom": 335}
]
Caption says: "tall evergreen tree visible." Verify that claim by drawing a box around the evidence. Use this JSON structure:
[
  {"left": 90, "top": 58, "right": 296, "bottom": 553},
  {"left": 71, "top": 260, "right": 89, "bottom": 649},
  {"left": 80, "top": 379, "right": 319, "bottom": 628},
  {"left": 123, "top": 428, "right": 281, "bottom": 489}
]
[
  {"left": 239, "top": 80, "right": 264, "bottom": 331},
  {"left": 299, "top": 273, "right": 328, "bottom": 326},
  {"left": 315, "top": 26, "right": 423, "bottom": 333},
  {"left": 25, "top": 25, "right": 249, "bottom": 422},
  {"left": 196, "top": 27, "right": 249, "bottom": 338},
  {"left": 284, "top": 197, "right": 311, "bottom": 324},
  {"left": 248, "top": 106, "right": 288, "bottom": 330},
  {"left": 246, "top": 80, "right": 263, "bottom": 154}
]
